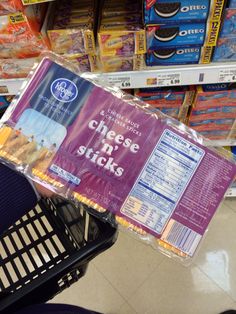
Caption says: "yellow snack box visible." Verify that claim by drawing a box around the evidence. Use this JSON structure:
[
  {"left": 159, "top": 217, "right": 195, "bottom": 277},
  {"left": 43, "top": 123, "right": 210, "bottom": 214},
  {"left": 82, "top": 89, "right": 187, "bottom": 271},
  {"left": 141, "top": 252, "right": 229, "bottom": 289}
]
[
  {"left": 100, "top": 54, "right": 144, "bottom": 72},
  {"left": 98, "top": 24, "right": 146, "bottom": 56}
]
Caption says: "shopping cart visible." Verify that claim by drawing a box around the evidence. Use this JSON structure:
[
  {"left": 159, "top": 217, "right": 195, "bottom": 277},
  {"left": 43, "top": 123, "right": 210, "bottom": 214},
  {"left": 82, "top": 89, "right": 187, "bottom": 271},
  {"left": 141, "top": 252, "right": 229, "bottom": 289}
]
[{"left": 0, "top": 197, "right": 118, "bottom": 313}]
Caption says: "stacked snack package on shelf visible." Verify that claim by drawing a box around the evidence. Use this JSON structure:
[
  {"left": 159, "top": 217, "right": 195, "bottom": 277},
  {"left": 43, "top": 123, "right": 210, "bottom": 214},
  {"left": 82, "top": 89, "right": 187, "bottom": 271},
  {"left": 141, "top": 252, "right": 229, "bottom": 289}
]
[
  {"left": 46, "top": 0, "right": 98, "bottom": 72},
  {"left": 0, "top": 53, "right": 236, "bottom": 264},
  {"left": 188, "top": 83, "right": 236, "bottom": 140},
  {"left": 134, "top": 86, "right": 195, "bottom": 124},
  {"left": 144, "top": 0, "right": 225, "bottom": 66},
  {"left": 0, "top": 1, "right": 48, "bottom": 79},
  {"left": 97, "top": 0, "right": 146, "bottom": 72},
  {"left": 213, "top": 0, "right": 236, "bottom": 61}
]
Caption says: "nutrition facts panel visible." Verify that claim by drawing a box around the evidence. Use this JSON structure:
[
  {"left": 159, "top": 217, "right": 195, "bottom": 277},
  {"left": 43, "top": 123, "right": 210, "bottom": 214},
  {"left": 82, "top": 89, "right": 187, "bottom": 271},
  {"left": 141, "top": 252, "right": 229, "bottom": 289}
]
[{"left": 121, "top": 129, "right": 205, "bottom": 235}]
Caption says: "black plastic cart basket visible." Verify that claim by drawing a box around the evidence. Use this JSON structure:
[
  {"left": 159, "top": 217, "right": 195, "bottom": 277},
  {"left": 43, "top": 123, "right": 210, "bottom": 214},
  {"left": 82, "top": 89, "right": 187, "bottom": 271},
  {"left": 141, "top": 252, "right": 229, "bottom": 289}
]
[{"left": 0, "top": 197, "right": 118, "bottom": 313}]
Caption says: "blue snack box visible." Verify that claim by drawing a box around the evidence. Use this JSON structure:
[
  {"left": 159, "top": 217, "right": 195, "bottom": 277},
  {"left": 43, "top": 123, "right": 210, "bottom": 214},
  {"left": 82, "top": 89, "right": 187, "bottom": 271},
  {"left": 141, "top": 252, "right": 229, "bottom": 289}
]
[
  {"left": 228, "top": 0, "right": 236, "bottom": 8},
  {"left": 146, "top": 46, "right": 211, "bottom": 65},
  {"left": 144, "top": 0, "right": 223, "bottom": 24},
  {"left": 201, "top": 83, "right": 236, "bottom": 91},
  {"left": 147, "top": 23, "right": 207, "bottom": 49},
  {"left": 219, "top": 9, "right": 236, "bottom": 38},
  {"left": 213, "top": 38, "right": 236, "bottom": 61}
]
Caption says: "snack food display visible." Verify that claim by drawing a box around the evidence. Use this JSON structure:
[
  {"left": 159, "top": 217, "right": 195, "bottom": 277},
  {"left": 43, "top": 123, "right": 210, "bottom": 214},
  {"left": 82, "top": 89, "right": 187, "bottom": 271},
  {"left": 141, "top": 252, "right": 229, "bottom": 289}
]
[
  {"left": 135, "top": 86, "right": 194, "bottom": 123},
  {"left": 0, "top": 54, "right": 235, "bottom": 264},
  {"left": 47, "top": 0, "right": 96, "bottom": 55},
  {"left": 189, "top": 84, "right": 236, "bottom": 140},
  {"left": 146, "top": 46, "right": 213, "bottom": 65},
  {"left": 213, "top": 4, "right": 236, "bottom": 61},
  {"left": 146, "top": 21, "right": 220, "bottom": 50},
  {"left": 144, "top": 0, "right": 225, "bottom": 24},
  {"left": 98, "top": 0, "right": 146, "bottom": 57}
]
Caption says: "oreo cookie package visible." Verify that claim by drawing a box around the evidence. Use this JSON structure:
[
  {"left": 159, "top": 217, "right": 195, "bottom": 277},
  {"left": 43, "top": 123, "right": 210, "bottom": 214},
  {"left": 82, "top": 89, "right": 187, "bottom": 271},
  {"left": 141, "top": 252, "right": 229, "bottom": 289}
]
[
  {"left": 147, "top": 23, "right": 208, "bottom": 49},
  {"left": 144, "top": 0, "right": 225, "bottom": 24},
  {"left": 146, "top": 46, "right": 213, "bottom": 65},
  {"left": 147, "top": 21, "right": 221, "bottom": 49}
]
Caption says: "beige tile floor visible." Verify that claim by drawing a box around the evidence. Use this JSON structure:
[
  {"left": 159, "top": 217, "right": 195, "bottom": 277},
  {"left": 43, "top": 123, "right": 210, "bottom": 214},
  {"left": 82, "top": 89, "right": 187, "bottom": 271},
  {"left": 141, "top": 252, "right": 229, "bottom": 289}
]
[{"left": 53, "top": 199, "right": 236, "bottom": 314}]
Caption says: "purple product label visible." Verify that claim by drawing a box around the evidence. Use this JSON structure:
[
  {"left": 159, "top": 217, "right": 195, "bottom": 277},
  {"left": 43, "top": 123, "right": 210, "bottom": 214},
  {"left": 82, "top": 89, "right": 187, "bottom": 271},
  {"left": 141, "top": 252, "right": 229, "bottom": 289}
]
[{"left": 7, "top": 58, "right": 236, "bottom": 255}]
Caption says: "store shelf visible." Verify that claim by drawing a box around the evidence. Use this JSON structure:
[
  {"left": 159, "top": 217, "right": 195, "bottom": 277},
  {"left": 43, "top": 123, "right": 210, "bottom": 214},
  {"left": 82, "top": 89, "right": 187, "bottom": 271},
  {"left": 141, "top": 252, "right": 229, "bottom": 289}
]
[
  {"left": 203, "top": 139, "right": 236, "bottom": 147},
  {"left": 2, "top": 62, "right": 236, "bottom": 95},
  {"left": 97, "top": 62, "right": 236, "bottom": 89}
]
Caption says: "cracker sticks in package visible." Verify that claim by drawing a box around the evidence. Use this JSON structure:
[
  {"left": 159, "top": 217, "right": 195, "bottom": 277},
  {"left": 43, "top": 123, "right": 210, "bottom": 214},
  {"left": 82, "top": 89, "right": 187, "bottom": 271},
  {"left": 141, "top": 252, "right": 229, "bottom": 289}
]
[{"left": 0, "top": 53, "right": 236, "bottom": 264}]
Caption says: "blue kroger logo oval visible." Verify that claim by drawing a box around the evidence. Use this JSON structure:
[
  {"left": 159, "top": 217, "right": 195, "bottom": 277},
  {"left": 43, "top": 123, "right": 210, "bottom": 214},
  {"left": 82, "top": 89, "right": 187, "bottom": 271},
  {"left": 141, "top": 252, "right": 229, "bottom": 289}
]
[{"left": 50, "top": 78, "right": 78, "bottom": 103}]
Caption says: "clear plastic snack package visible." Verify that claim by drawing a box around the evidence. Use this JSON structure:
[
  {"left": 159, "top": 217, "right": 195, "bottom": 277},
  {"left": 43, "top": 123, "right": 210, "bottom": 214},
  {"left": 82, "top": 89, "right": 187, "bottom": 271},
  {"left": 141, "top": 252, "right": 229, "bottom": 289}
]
[{"left": 0, "top": 53, "right": 236, "bottom": 264}]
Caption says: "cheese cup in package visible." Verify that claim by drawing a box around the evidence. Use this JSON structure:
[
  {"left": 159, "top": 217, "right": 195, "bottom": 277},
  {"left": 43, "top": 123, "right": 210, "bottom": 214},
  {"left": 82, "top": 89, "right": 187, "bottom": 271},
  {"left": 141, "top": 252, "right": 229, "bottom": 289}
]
[{"left": 0, "top": 53, "right": 236, "bottom": 264}]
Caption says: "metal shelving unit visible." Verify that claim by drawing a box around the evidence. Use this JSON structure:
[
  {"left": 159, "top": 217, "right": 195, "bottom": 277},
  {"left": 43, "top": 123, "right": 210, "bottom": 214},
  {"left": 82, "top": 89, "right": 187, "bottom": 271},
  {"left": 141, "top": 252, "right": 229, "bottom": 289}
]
[
  {"left": 2, "top": 62, "right": 236, "bottom": 95},
  {"left": 96, "top": 62, "right": 236, "bottom": 89}
]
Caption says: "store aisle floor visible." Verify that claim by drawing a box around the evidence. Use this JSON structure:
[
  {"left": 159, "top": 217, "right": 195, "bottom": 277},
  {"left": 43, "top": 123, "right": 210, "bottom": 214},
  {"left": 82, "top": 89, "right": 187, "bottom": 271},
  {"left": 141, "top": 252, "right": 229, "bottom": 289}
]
[{"left": 52, "top": 199, "right": 236, "bottom": 314}]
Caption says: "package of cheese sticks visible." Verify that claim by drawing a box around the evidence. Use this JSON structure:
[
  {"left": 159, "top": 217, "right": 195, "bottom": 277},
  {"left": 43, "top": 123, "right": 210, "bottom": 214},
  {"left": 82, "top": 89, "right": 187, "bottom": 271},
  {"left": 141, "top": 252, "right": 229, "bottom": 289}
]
[{"left": 0, "top": 53, "right": 235, "bottom": 264}]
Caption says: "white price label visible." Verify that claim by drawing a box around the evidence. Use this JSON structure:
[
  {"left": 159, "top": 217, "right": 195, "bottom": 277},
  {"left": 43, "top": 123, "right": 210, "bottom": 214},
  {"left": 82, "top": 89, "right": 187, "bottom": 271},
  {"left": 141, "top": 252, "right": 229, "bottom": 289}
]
[
  {"left": 219, "top": 70, "right": 236, "bottom": 83},
  {"left": 154, "top": 73, "right": 181, "bottom": 86},
  {"left": 226, "top": 187, "right": 236, "bottom": 197},
  {"left": 107, "top": 76, "right": 131, "bottom": 88}
]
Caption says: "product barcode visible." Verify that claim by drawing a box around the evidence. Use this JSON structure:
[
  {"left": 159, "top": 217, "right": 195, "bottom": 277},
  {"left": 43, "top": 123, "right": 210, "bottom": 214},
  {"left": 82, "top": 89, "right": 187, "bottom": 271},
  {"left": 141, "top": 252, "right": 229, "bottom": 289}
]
[
  {"left": 199, "top": 73, "right": 204, "bottom": 82},
  {"left": 161, "top": 220, "right": 202, "bottom": 256}
]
